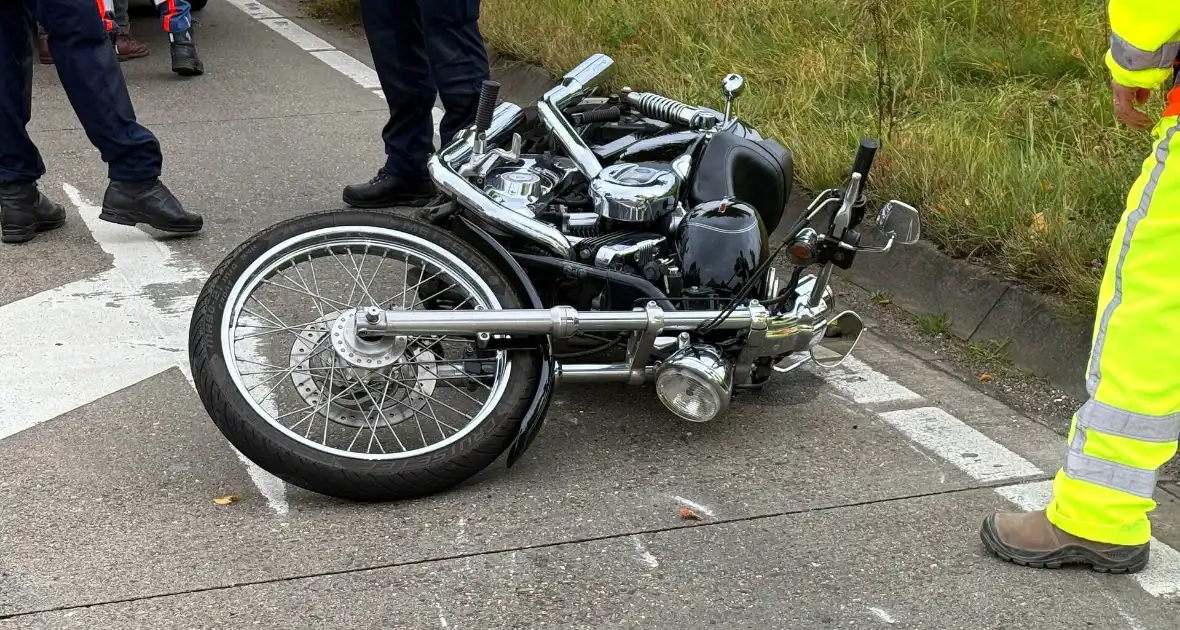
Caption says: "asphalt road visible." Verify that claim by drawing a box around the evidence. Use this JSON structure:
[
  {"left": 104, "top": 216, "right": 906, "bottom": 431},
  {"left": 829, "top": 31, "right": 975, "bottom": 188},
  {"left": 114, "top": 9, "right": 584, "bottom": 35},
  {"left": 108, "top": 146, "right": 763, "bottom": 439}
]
[{"left": 2, "top": 3, "right": 1180, "bottom": 628}]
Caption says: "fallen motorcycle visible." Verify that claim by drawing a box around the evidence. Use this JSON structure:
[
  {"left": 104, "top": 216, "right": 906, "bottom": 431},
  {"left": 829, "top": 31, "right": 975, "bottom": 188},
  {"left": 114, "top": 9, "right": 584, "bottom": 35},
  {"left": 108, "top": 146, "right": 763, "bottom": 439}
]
[{"left": 188, "top": 53, "right": 921, "bottom": 501}]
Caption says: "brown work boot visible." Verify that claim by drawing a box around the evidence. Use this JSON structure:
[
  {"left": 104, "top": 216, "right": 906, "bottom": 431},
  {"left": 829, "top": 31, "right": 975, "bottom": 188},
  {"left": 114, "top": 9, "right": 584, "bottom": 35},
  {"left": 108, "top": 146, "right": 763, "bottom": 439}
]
[
  {"left": 980, "top": 509, "right": 1150, "bottom": 574},
  {"left": 114, "top": 33, "right": 150, "bottom": 61},
  {"left": 35, "top": 33, "right": 52, "bottom": 64}
]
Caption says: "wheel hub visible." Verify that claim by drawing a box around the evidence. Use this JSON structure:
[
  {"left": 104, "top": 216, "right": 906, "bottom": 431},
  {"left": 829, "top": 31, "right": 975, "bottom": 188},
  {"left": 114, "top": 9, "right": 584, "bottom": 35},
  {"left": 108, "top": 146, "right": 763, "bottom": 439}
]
[
  {"left": 331, "top": 308, "right": 407, "bottom": 369},
  {"left": 288, "top": 312, "right": 438, "bottom": 429}
]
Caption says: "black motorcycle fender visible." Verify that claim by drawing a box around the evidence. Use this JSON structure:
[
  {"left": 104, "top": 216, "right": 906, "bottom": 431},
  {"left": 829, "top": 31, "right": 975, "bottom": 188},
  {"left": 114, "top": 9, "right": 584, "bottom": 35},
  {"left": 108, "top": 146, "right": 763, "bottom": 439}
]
[{"left": 447, "top": 215, "right": 556, "bottom": 468}]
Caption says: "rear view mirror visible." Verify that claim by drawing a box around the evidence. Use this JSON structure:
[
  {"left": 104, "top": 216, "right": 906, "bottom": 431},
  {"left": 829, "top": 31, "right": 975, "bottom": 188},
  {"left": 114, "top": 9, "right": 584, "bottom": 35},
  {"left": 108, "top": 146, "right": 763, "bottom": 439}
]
[
  {"left": 876, "top": 200, "right": 920, "bottom": 245},
  {"left": 809, "top": 311, "right": 865, "bottom": 368}
]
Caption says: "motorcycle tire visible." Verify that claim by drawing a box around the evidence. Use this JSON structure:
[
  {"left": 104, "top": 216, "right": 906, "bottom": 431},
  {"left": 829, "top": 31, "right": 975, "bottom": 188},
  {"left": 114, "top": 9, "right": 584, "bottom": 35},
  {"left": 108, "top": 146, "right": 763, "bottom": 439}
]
[
  {"left": 189, "top": 209, "right": 541, "bottom": 502},
  {"left": 191, "top": 0, "right": 207, "bottom": 10}
]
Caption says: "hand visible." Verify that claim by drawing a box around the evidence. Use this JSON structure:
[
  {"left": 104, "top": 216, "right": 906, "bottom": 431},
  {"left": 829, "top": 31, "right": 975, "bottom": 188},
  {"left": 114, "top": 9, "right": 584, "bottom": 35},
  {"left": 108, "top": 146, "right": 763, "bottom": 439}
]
[{"left": 1112, "top": 81, "right": 1154, "bottom": 130}]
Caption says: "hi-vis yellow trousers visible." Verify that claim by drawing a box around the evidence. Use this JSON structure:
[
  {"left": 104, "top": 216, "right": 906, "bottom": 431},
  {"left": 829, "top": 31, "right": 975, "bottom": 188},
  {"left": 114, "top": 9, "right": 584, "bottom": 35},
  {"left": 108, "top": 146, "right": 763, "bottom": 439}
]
[{"left": 1045, "top": 107, "right": 1180, "bottom": 547}]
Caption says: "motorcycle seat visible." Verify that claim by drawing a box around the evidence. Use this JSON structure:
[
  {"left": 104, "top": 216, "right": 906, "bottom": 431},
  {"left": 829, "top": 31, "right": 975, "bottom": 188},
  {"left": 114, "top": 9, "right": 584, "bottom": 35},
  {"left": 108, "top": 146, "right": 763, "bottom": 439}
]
[{"left": 689, "top": 131, "right": 794, "bottom": 235}]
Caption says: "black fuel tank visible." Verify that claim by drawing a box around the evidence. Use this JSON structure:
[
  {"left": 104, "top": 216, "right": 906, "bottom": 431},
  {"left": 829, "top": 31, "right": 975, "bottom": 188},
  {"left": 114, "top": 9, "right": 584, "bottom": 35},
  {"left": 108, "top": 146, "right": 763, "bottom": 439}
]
[{"left": 675, "top": 198, "right": 768, "bottom": 295}]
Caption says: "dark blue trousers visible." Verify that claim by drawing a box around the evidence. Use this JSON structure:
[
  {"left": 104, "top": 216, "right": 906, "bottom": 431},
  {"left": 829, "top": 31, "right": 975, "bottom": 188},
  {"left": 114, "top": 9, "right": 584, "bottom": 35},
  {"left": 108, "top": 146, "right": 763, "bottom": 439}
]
[
  {"left": 0, "top": 0, "right": 162, "bottom": 186},
  {"left": 358, "top": 0, "right": 490, "bottom": 179}
]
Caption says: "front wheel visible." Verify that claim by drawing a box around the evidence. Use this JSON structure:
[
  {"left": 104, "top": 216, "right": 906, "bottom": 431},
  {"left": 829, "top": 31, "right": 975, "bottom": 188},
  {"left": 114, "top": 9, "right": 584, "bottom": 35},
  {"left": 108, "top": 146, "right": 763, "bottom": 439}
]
[{"left": 188, "top": 209, "right": 541, "bottom": 501}]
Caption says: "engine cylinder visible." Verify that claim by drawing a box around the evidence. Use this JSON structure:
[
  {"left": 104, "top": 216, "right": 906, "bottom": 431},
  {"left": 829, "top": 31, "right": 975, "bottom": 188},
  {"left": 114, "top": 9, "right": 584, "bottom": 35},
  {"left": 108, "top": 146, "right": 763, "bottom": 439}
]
[{"left": 675, "top": 198, "right": 768, "bottom": 295}]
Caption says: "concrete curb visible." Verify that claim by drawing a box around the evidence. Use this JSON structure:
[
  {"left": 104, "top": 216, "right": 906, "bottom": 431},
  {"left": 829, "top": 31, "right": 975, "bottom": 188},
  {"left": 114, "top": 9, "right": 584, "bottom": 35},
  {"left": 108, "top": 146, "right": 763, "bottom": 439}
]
[
  {"left": 833, "top": 228, "right": 1093, "bottom": 400},
  {"left": 484, "top": 54, "right": 1094, "bottom": 400}
]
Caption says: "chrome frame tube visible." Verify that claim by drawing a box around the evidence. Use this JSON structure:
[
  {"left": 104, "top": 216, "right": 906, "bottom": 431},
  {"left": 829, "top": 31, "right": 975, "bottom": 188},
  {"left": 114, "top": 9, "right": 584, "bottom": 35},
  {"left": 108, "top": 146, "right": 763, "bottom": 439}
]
[
  {"left": 427, "top": 103, "right": 574, "bottom": 260},
  {"left": 536, "top": 54, "right": 615, "bottom": 182},
  {"left": 355, "top": 305, "right": 754, "bottom": 338},
  {"left": 556, "top": 363, "right": 655, "bottom": 384}
]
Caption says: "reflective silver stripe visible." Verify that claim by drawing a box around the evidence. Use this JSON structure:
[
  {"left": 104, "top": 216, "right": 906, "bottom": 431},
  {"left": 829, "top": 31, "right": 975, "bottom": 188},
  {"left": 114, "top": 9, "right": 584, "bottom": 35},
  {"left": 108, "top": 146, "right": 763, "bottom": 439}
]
[
  {"left": 1087, "top": 124, "right": 1180, "bottom": 395},
  {"left": 1110, "top": 33, "right": 1180, "bottom": 71},
  {"left": 1064, "top": 449, "right": 1159, "bottom": 498},
  {"left": 1077, "top": 399, "right": 1180, "bottom": 442}
]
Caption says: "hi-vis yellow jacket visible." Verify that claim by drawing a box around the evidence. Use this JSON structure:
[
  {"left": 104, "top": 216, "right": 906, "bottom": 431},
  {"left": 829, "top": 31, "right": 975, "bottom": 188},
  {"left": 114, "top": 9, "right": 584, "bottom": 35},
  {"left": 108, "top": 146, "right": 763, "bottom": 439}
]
[{"left": 1107, "top": 0, "right": 1180, "bottom": 89}]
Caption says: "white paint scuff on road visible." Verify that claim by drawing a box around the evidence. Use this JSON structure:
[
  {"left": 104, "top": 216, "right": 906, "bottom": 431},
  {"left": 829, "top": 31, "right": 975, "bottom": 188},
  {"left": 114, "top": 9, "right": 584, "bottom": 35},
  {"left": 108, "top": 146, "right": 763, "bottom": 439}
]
[
  {"left": 0, "top": 184, "right": 289, "bottom": 514},
  {"left": 867, "top": 607, "right": 898, "bottom": 624},
  {"left": 633, "top": 538, "right": 659, "bottom": 569},
  {"left": 877, "top": 407, "right": 1042, "bottom": 483},
  {"left": 673, "top": 496, "right": 716, "bottom": 518},
  {"left": 998, "top": 480, "right": 1180, "bottom": 598}
]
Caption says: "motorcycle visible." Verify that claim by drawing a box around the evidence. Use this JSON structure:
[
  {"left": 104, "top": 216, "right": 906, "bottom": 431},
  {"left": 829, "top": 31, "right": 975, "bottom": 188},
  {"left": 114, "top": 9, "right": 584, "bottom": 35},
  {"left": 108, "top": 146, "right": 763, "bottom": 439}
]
[{"left": 187, "top": 54, "right": 921, "bottom": 501}]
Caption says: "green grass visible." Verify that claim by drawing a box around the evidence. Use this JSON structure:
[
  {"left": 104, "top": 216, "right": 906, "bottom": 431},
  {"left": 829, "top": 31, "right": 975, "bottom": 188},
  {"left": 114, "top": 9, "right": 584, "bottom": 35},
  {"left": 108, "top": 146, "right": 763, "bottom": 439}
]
[
  {"left": 916, "top": 312, "right": 951, "bottom": 336},
  {"left": 308, "top": 0, "right": 1155, "bottom": 316}
]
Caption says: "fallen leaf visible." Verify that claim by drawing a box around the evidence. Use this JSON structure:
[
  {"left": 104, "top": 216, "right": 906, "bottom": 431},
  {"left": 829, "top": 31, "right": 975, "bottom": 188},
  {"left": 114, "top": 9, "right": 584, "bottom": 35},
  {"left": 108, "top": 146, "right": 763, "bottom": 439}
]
[
  {"left": 1038, "top": 180, "right": 1053, "bottom": 191},
  {"left": 874, "top": 295, "right": 892, "bottom": 306},
  {"left": 979, "top": 373, "right": 996, "bottom": 382},
  {"left": 213, "top": 494, "right": 240, "bottom": 505},
  {"left": 679, "top": 507, "right": 703, "bottom": 521}
]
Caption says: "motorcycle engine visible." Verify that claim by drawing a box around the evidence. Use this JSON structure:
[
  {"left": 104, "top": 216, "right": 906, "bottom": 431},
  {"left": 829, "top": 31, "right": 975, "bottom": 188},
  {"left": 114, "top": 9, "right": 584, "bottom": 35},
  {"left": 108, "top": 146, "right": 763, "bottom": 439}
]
[
  {"left": 481, "top": 155, "right": 581, "bottom": 217},
  {"left": 481, "top": 156, "right": 681, "bottom": 284}
]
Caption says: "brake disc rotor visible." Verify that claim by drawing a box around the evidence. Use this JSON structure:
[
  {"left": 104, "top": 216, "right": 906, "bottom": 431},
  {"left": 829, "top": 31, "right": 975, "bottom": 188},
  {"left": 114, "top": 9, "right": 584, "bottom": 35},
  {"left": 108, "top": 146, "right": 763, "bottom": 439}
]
[{"left": 288, "top": 313, "right": 439, "bottom": 429}]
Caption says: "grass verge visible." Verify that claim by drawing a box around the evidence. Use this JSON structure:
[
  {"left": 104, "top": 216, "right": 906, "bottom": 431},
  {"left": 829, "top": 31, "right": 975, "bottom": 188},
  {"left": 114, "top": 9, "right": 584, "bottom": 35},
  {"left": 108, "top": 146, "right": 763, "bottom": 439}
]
[{"left": 307, "top": 0, "right": 1157, "bottom": 317}]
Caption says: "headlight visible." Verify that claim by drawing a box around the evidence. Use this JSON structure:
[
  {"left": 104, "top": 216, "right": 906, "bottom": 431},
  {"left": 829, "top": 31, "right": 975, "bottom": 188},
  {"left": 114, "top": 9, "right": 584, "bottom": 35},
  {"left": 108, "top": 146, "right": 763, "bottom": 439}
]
[{"left": 654, "top": 344, "right": 733, "bottom": 422}]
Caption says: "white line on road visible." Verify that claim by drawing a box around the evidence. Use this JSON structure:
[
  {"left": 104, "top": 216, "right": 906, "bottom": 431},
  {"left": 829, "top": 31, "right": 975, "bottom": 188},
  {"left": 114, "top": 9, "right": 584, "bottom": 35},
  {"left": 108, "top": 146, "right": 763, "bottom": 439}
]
[
  {"left": 0, "top": 184, "right": 289, "bottom": 514},
  {"left": 877, "top": 407, "right": 1042, "bottom": 483},
  {"left": 811, "top": 355, "right": 923, "bottom": 406}
]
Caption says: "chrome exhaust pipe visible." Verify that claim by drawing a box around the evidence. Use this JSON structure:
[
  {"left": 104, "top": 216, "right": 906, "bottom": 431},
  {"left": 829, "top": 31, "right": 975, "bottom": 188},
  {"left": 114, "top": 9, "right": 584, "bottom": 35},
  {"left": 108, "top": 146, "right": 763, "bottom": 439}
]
[
  {"left": 427, "top": 103, "right": 575, "bottom": 260},
  {"left": 537, "top": 54, "right": 615, "bottom": 181}
]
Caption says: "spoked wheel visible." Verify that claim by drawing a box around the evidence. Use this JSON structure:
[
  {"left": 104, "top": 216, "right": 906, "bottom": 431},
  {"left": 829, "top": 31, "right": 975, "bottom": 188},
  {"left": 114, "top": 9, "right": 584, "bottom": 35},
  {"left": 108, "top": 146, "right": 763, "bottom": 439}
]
[{"left": 189, "top": 210, "right": 540, "bottom": 501}]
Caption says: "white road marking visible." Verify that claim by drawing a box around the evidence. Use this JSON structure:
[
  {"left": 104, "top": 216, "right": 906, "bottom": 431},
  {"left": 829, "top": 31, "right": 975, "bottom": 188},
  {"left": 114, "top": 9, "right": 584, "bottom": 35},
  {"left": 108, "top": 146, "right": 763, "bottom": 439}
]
[
  {"left": 877, "top": 407, "right": 1042, "bottom": 483},
  {"left": 998, "top": 480, "right": 1180, "bottom": 598},
  {"left": 0, "top": 184, "right": 289, "bottom": 514},
  {"left": 258, "top": 18, "right": 333, "bottom": 51},
  {"left": 867, "top": 607, "right": 898, "bottom": 624},
  {"left": 633, "top": 538, "right": 659, "bottom": 569},
  {"left": 455, "top": 517, "right": 470, "bottom": 546},
  {"left": 225, "top": 0, "right": 444, "bottom": 121},
  {"left": 672, "top": 496, "right": 716, "bottom": 518},
  {"left": 813, "top": 356, "right": 923, "bottom": 405}
]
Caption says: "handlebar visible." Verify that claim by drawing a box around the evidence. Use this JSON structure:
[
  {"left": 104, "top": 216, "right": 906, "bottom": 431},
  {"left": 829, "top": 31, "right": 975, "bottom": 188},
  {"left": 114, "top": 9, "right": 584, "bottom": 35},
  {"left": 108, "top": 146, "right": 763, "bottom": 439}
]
[{"left": 850, "top": 136, "right": 878, "bottom": 192}]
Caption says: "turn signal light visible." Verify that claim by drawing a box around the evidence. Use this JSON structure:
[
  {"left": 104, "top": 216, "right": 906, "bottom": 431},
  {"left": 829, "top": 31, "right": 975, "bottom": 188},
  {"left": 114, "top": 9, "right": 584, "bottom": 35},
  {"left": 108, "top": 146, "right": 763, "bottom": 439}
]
[{"left": 786, "top": 228, "right": 819, "bottom": 265}]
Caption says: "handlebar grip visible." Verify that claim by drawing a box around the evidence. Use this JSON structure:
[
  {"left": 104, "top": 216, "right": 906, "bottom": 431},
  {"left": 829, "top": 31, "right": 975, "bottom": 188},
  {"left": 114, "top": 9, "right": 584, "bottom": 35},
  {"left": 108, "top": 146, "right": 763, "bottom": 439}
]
[
  {"left": 851, "top": 136, "right": 879, "bottom": 184},
  {"left": 474, "top": 80, "right": 501, "bottom": 133}
]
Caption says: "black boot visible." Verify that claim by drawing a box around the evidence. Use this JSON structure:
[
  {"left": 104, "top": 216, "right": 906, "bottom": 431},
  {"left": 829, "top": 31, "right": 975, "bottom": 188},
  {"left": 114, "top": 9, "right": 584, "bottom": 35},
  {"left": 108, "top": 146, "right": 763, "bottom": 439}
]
[
  {"left": 343, "top": 169, "right": 438, "bottom": 208},
  {"left": 169, "top": 29, "right": 204, "bottom": 76},
  {"left": 99, "top": 179, "right": 203, "bottom": 234},
  {"left": 0, "top": 183, "right": 67, "bottom": 244}
]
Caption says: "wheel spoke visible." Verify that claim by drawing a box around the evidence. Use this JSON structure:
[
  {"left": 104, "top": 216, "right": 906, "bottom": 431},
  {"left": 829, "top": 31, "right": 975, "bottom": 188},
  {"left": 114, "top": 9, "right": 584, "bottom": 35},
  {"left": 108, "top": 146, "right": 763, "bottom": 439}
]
[{"left": 219, "top": 228, "right": 512, "bottom": 462}]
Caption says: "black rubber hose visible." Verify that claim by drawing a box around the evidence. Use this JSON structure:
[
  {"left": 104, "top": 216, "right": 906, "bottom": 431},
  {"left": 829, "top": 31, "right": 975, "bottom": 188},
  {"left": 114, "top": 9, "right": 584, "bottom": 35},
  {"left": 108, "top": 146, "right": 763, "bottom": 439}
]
[
  {"left": 475, "top": 80, "right": 501, "bottom": 133},
  {"left": 571, "top": 106, "right": 622, "bottom": 125}
]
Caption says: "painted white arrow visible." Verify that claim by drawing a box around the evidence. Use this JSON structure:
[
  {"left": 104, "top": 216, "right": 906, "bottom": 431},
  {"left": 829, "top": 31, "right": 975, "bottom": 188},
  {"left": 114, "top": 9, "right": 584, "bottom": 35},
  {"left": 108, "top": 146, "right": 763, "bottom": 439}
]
[{"left": 0, "top": 183, "right": 288, "bottom": 514}]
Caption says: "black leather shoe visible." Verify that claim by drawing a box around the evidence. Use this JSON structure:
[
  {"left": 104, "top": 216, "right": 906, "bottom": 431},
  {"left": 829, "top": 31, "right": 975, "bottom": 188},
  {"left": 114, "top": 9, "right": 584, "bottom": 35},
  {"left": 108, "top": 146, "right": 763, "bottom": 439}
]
[
  {"left": 0, "top": 183, "right": 66, "bottom": 244},
  {"left": 343, "top": 169, "right": 438, "bottom": 208},
  {"left": 99, "top": 179, "right": 203, "bottom": 234},
  {"left": 170, "top": 29, "right": 204, "bottom": 76}
]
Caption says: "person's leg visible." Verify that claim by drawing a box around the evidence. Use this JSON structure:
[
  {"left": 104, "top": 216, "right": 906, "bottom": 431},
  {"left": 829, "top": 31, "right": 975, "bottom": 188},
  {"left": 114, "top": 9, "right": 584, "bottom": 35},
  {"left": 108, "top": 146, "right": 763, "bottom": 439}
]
[
  {"left": 111, "top": 0, "right": 148, "bottom": 60},
  {"left": 0, "top": 1, "right": 65, "bottom": 243},
  {"left": 34, "top": 21, "right": 53, "bottom": 64},
  {"left": 342, "top": 0, "right": 436, "bottom": 208},
  {"left": 36, "top": 0, "right": 202, "bottom": 234},
  {"left": 155, "top": 0, "right": 201, "bottom": 76},
  {"left": 421, "top": 0, "right": 490, "bottom": 148},
  {"left": 981, "top": 113, "right": 1180, "bottom": 573}
]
